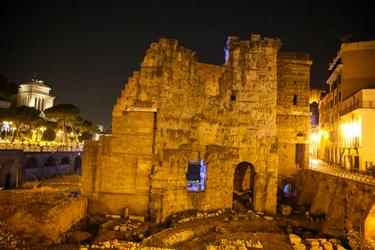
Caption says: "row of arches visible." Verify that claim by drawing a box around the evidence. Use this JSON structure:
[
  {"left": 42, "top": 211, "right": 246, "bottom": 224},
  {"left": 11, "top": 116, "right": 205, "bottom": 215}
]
[
  {"left": 232, "top": 162, "right": 375, "bottom": 246},
  {"left": 25, "top": 156, "right": 81, "bottom": 170},
  {"left": 232, "top": 162, "right": 299, "bottom": 211}
]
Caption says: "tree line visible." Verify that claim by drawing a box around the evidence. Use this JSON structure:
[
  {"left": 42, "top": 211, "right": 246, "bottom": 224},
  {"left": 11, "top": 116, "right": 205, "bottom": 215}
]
[{"left": 0, "top": 74, "right": 100, "bottom": 145}]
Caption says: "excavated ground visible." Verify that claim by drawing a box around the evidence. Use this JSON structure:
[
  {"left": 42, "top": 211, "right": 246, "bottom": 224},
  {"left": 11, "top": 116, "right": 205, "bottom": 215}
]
[{"left": 0, "top": 175, "right": 355, "bottom": 249}]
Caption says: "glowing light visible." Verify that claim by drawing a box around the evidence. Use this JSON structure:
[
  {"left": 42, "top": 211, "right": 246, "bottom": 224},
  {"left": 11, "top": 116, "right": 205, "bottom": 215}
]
[
  {"left": 310, "top": 133, "right": 318, "bottom": 141},
  {"left": 341, "top": 119, "right": 361, "bottom": 140}
]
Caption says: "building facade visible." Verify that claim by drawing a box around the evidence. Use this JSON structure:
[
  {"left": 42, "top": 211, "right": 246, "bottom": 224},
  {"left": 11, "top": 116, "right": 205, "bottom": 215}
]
[
  {"left": 318, "top": 40, "right": 375, "bottom": 171},
  {"left": 16, "top": 78, "right": 55, "bottom": 111},
  {"left": 82, "top": 35, "right": 311, "bottom": 221}
]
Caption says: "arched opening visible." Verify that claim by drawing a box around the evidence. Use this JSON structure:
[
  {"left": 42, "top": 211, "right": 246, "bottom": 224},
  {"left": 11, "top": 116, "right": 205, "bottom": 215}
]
[
  {"left": 233, "top": 162, "right": 255, "bottom": 211},
  {"left": 278, "top": 181, "right": 298, "bottom": 207},
  {"left": 364, "top": 203, "right": 375, "bottom": 245},
  {"left": 61, "top": 156, "right": 70, "bottom": 165},
  {"left": 74, "top": 156, "right": 82, "bottom": 172},
  {"left": 25, "top": 157, "right": 39, "bottom": 169},
  {"left": 45, "top": 156, "right": 56, "bottom": 167},
  {"left": 5, "top": 173, "right": 11, "bottom": 189}
]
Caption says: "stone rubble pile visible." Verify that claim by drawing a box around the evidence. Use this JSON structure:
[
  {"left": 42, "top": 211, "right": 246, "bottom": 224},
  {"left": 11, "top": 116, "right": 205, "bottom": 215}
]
[
  {"left": 289, "top": 234, "right": 348, "bottom": 250},
  {"left": 176, "top": 209, "right": 224, "bottom": 224},
  {"left": 162, "top": 229, "right": 194, "bottom": 246},
  {"left": 365, "top": 238, "right": 375, "bottom": 250},
  {"left": 172, "top": 209, "right": 274, "bottom": 226},
  {"left": 79, "top": 239, "right": 175, "bottom": 250},
  {"left": 0, "top": 221, "right": 24, "bottom": 249},
  {"left": 206, "top": 239, "right": 263, "bottom": 249},
  {"left": 113, "top": 220, "right": 143, "bottom": 234},
  {"left": 279, "top": 204, "right": 293, "bottom": 216},
  {"left": 347, "top": 229, "right": 360, "bottom": 250}
]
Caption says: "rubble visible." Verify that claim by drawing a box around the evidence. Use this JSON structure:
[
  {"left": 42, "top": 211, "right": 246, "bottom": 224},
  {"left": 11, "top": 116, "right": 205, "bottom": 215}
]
[
  {"left": 162, "top": 229, "right": 194, "bottom": 246},
  {"left": 207, "top": 239, "right": 263, "bottom": 249},
  {"left": 128, "top": 215, "right": 145, "bottom": 222},
  {"left": 280, "top": 205, "right": 293, "bottom": 216},
  {"left": 81, "top": 240, "right": 175, "bottom": 249}
]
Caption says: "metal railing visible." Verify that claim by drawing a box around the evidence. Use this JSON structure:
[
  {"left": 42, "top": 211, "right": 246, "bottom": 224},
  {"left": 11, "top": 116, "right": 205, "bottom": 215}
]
[
  {"left": 309, "top": 157, "right": 375, "bottom": 186},
  {"left": 340, "top": 101, "right": 375, "bottom": 116},
  {"left": 0, "top": 143, "right": 83, "bottom": 152}
]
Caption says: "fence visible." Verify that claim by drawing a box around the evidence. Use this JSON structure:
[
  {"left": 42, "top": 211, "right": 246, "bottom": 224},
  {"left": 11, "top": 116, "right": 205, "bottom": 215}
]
[{"left": 0, "top": 143, "right": 83, "bottom": 152}]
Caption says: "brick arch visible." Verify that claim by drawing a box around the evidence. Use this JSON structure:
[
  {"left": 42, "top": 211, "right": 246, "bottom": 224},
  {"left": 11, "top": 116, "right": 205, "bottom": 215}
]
[
  {"left": 232, "top": 161, "right": 256, "bottom": 211},
  {"left": 0, "top": 159, "right": 17, "bottom": 188},
  {"left": 362, "top": 202, "right": 375, "bottom": 247},
  {"left": 44, "top": 156, "right": 56, "bottom": 167},
  {"left": 25, "top": 157, "right": 40, "bottom": 169},
  {"left": 60, "top": 156, "right": 71, "bottom": 165},
  {"left": 278, "top": 178, "right": 298, "bottom": 206}
]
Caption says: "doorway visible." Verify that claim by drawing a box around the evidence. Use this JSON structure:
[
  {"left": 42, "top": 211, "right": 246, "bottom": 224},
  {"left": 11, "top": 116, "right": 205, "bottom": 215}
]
[
  {"left": 233, "top": 162, "right": 255, "bottom": 211},
  {"left": 4, "top": 173, "right": 11, "bottom": 189}
]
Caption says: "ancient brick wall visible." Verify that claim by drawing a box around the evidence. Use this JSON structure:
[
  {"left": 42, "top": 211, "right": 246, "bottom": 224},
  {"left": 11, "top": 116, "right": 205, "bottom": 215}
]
[
  {"left": 276, "top": 52, "right": 312, "bottom": 184},
  {"left": 83, "top": 35, "right": 311, "bottom": 222},
  {"left": 296, "top": 170, "right": 375, "bottom": 243}
]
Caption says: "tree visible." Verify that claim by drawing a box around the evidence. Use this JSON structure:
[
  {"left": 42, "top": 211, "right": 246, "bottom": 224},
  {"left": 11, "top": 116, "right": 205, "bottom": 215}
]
[
  {"left": 44, "top": 104, "right": 80, "bottom": 145},
  {"left": 78, "top": 119, "right": 100, "bottom": 141},
  {"left": 42, "top": 127, "right": 56, "bottom": 142},
  {"left": 0, "top": 106, "right": 41, "bottom": 142},
  {"left": 0, "top": 74, "right": 18, "bottom": 101}
]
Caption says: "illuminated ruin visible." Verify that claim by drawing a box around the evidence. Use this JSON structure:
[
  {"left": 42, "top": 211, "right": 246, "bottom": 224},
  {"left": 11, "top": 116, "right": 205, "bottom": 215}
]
[{"left": 82, "top": 35, "right": 311, "bottom": 222}]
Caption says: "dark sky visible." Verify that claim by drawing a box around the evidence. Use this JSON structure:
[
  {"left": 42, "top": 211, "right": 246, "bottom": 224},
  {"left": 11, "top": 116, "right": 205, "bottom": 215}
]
[{"left": 1, "top": 0, "right": 373, "bottom": 130}]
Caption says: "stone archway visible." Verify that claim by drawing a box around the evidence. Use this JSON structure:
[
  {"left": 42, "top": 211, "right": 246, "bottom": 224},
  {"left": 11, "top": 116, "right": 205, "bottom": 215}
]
[
  {"left": 278, "top": 180, "right": 298, "bottom": 207},
  {"left": 0, "top": 160, "right": 17, "bottom": 188},
  {"left": 25, "top": 157, "right": 39, "bottom": 169},
  {"left": 61, "top": 156, "right": 71, "bottom": 165},
  {"left": 364, "top": 203, "right": 375, "bottom": 246},
  {"left": 233, "top": 162, "right": 256, "bottom": 211}
]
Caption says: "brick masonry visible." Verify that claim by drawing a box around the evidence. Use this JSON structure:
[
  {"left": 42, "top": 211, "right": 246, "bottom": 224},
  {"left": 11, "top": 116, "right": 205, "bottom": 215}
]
[{"left": 82, "top": 35, "right": 312, "bottom": 222}]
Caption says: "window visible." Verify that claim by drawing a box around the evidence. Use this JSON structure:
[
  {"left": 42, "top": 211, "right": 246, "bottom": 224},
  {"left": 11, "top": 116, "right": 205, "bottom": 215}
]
[
  {"left": 293, "top": 94, "right": 297, "bottom": 105},
  {"left": 186, "top": 160, "right": 207, "bottom": 192},
  {"left": 230, "top": 91, "right": 236, "bottom": 101},
  {"left": 295, "top": 144, "right": 305, "bottom": 168}
]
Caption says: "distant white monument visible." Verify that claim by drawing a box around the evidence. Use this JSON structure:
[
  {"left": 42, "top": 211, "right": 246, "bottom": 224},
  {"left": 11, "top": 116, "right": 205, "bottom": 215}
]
[{"left": 16, "top": 78, "right": 55, "bottom": 111}]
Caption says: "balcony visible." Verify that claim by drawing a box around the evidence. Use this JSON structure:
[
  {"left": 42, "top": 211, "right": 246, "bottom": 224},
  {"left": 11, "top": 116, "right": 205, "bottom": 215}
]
[{"left": 340, "top": 101, "right": 375, "bottom": 116}]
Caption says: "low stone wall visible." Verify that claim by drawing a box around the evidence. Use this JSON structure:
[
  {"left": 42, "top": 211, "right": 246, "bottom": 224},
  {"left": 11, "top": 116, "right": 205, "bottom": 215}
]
[
  {"left": 295, "top": 170, "right": 375, "bottom": 243},
  {"left": 0, "top": 189, "right": 87, "bottom": 243}
]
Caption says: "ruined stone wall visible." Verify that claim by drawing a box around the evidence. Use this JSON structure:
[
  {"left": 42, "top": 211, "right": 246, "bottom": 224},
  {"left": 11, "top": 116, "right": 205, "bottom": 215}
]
[
  {"left": 276, "top": 53, "right": 312, "bottom": 185},
  {"left": 296, "top": 170, "right": 375, "bottom": 240},
  {"left": 0, "top": 190, "right": 87, "bottom": 242},
  {"left": 83, "top": 35, "right": 311, "bottom": 222}
]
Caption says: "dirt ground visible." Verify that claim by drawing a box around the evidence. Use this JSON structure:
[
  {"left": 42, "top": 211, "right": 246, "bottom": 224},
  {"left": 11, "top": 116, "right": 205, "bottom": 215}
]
[{"left": 0, "top": 175, "right": 354, "bottom": 249}]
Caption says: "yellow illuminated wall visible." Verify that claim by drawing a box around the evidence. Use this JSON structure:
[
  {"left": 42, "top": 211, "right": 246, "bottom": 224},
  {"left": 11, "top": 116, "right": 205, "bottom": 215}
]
[{"left": 365, "top": 204, "right": 375, "bottom": 240}]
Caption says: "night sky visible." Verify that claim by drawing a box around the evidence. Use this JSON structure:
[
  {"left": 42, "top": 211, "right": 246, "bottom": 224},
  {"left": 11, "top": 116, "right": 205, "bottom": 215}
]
[{"left": 1, "top": 0, "right": 374, "bottom": 130}]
